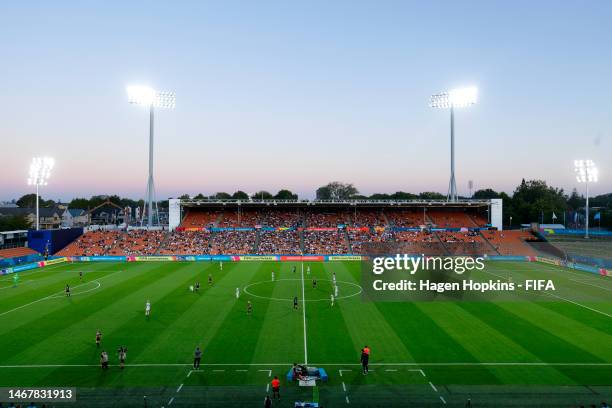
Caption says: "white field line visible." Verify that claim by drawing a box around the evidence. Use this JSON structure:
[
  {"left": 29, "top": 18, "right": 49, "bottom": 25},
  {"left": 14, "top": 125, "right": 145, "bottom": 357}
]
[
  {"left": 345, "top": 396, "right": 350, "bottom": 404},
  {"left": 342, "top": 382, "right": 346, "bottom": 392},
  {"left": 301, "top": 262, "right": 308, "bottom": 364},
  {"left": 429, "top": 381, "right": 438, "bottom": 392},
  {"left": 440, "top": 395, "right": 447, "bottom": 404},
  {"left": 258, "top": 369, "right": 272, "bottom": 377},
  {"left": 0, "top": 280, "right": 32, "bottom": 289},
  {"left": 482, "top": 267, "right": 612, "bottom": 319},
  {"left": 212, "top": 369, "right": 225, "bottom": 372},
  {"left": 567, "top": 277, "right": 612, "bottom": 292},
  {"left": 168, "top": 396, "right": 174, "bottom": 405},
  {"left": 176, "top": 384, "right": 183, "bottom": 393},
  {"left": 0, "top": 269, "right": 123, "bottom": 318},
  {"left": 1, "top": 362, "right": 612, "bottom": 369},
  {"left": 266, "top": 383, "right": 270, "bottom": 392},
  {"left": 0, "top": 281, "right": 97, "bottom": 317}
]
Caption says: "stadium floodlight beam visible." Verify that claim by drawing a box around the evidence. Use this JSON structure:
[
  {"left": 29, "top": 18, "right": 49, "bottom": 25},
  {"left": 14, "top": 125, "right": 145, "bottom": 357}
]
[
  {"left": 430, "top": 86, "right": 478, "bottom": 202},
  {"left": 574, "top": 159, "right": 598, "bottom": 239},
  {"left": 27, "top": 157, "right": 55, "bottom": 230},
  {"left": 127, "top": 85, "right": 176, "bottom": 227}
]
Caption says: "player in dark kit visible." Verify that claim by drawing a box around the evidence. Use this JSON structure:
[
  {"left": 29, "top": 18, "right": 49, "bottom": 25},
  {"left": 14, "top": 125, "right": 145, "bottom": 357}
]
[
  {"left": 293, "top": 296, "right": 298, "bottom": 310},
  {"left": 79, "top": 271, "right": 83, "bottom": 282},
  {"left": 292, "top": 265, "right": 296, "bottom": 274},
  {"left": 193, "top": 347, "right": 202, "bottom": 369},
  {"left": 208, "top": 274, "right": 213, "bottom": 286},
  {"left": 65, "top": 284, "right": 71, "bottom": 297},
  {"left": 312, "top": 278, "right": 317, "bottom": 289},
  {"left": 360, "top": 346, "right": 370, "bottom": 375},
  {"left": 95, "top": 330, "right": 102, "bottom": 347},
  {"left": 195, "top": 281, "right": 200, "bottom": 292},
  {"left": 247, "top": 301, "right": 253, "bottom": 315}
]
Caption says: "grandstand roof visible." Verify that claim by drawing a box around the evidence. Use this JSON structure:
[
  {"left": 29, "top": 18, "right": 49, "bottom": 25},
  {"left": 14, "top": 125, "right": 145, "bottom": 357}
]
[{"left": 178, "top": 198, "right": 492, "bottom": 209}]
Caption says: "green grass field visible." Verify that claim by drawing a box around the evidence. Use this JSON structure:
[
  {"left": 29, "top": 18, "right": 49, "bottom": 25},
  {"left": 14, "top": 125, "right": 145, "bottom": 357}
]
[{"left": 1, "top": 260, "right": 611, "bottom": 407}]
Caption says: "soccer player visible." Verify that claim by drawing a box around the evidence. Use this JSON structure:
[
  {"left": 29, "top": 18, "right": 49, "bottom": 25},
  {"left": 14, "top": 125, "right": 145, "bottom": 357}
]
[
  {"left": 271, "top": 376, "right": 280, "bottom": 399},
  {"left": 193, "top": 346, "right": 202, "bottom": 369},
  {"left": 264, "top": 395, "right": 272, "bottom": 408},
  {"left": 220, "top": 261, "right": 223, "bottom": 271},
  {"left": 332, "top": 272, "right": 337, "bottom": 285},
  {"left": 195, "top": 281, "right": 200, "bottom": 293},
  {"left": 293, "top": 296, "right": 298, "bottom": 310},
  {"left": 100, "top": 350, "right": 109, "bottom": 369},
  {"left": 145, "top": 300, "right": 151, "bottom": 319},
  {"left": 235, "top": 287, "right": 240, "bottom": 299},
  {"left": 334, "top": 284, "right": 339, "bottom": 297},
  {"left": 12, "top": 273, "right": 19, "bottom": 288},
  {"left": 312, "top": 278, "right": 317, "bottom": 289},
  {"left": 65, "top": 284, "right": 71, "bottom": 297},
  {"left": 271, "top": 271, "right": 275, "bottom": 281},
  {"left": 247, "top": 300, "right": 253, "bottom": 315},
  {"left": 95, "top": 330, "right": 102, "bottom": 348},
  {"left": 292, "top": 265, "right": 296, "bottom": 274},
  {"left": 208, "top": 273, "right": 213, "bottom": 286},
  {"left": 79, "top": 271, "right": 83, "bottom": 282},
  {"left": 330, "top": 293, "right": 334, "bottom": 307},
  {"left": 118, "top": 346, "right": 127, "bottom": 369},
  {"left": 306, "top": 265, "right": 310, "bottom": 275},
  {"left": 360, "top": 348, "right": 369, "bottom": 375}
]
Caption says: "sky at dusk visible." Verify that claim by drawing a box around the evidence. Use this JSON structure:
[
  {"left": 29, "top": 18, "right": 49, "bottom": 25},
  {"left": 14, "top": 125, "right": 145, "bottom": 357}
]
[{"left": 1, "top": 1, "right": 611, "bottom": 201}]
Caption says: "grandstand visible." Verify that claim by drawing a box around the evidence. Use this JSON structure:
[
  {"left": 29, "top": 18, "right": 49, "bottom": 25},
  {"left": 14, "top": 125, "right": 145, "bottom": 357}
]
[{"left": 51, "top": 198, "right": 553, "bottom": 257}]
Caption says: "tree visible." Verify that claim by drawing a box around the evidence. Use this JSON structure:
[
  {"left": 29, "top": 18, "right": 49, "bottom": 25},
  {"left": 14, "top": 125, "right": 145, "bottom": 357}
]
[
  {"left": 69, "top": 198, "right": 90, "bottom": 209},
  {"left": 419, "top": 192, "right": 445, "bottom": 200},
  {"left": 473, "top": 189, "right": 500, "bottom": 199},
  {"left": 232, "top": 191, "right": 249, "bottom": 200},
  {"left": 0, "top": 215, "right": 31, "bottom": 232},
  {"left": 193, "top": 193, "right": 206, "bottom": 199},
  {"left": 251, "top": 191, "right": 274, "bottom": 200},
  {"left": 17, "top": 194, "right": 55, "bottom": 208},
  {"left": 178, "top": 194, "right": 190, "bottom": 199},
  {"left": 213, "top": 192, "right": 232, "bottom": 199},
  {"left": 391, "top": 191, "right": 418, "bottom": 200},
  {"left": 274, "top": 189, "right": 298, "bottom": 200},
  {"left": 566, "top": 189, "right": 584, "bottom": 210},
  {"left": 511, "top": 179, "right": 566, "bottom": 224},
  {"left": 315, "top": 182, "right": 359, "bottom": 200}
]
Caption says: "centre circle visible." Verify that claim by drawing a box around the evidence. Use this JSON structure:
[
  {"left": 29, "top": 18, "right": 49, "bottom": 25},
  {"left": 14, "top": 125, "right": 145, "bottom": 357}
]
[{"left": 243, "top": 278, "right": 362, "bottom": 302}]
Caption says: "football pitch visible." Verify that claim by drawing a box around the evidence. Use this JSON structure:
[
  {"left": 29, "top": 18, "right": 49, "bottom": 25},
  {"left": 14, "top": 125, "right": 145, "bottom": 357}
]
[{"left": 1, "top": 260, "right": 611, "bottom": 407}]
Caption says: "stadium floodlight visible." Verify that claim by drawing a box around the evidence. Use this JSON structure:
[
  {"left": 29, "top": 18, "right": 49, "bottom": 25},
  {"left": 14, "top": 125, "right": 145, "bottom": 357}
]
[
  {"left": 127, "top": 85, "right": 176, "bottom": 227},
  {"left": 27, "top": 157, "right": 55, "bottom": 230},
  {"left": 574, "top": 160, "right": 598, "bottom": 238},
  {"left": 430, "top": 86, "right": 478, "bottom": 202}
]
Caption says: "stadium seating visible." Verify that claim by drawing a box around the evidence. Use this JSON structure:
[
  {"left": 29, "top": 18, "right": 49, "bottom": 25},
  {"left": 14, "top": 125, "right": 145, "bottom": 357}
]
[
  {"left": 57, "top": 230, "right": 164, "bottom": 256},
  {"left": 209, "top": 230, "right": 257, "bottom": 254},
  {"left": 305, "top": 212, "right": 348, "bottom": 228},
  {"left": 0, "top": 247, "right": 38, "bottom": 259},
  {"left": 303, "top": 230, "right": 348, "bottom": 254},
  {"left": 159, "top": 230, "right": 211, "bottom": 254},
  {"left": 257, "top": 230, "right": 302, "bottom": 254},
  {"left": 180, "top": 210, "right": 221, "bottom": 228},
  {"left": 426, "top": 210, "right": 479, "bottom": 228},
  {"left": 481, "top": 230, "right": 537, "bottom": 256},
  {"left": 384, "top": 209, "right": 423, "bottom": 227}
]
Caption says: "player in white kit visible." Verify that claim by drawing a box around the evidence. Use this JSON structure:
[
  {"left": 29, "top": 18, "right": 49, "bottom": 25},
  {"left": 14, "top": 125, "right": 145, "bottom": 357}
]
[
  {"left": 145, "top": 300, "right": 151, "bottom": 319},
  {"left": 235, "top": 287, "right": 240, "bottom": 299}
]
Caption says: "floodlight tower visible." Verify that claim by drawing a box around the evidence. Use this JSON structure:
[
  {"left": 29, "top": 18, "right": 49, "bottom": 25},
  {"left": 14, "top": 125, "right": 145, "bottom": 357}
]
[
  {"left": 430, "top": 87, "right": 478, "bottom": 202},
  {"left": 27, "top": 157, "right": 55, "bottom": 230},
  {"left": 127, "top": 86, "right": 176, "bottom": 227},
  {"left": 574, "top": 160, "right": 598, "bottom": 238}
]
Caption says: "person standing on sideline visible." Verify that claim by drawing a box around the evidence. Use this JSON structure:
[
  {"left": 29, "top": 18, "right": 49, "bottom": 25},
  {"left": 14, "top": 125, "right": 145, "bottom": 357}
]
[
  {"left": 193, "top": 347, "right": 202, "bottom": 370},
  {"left": 271, "top": 376, "right": 280, "bottom": 399}
]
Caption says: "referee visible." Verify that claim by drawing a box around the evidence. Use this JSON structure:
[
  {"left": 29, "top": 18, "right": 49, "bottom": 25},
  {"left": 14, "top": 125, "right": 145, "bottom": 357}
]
[{"left": 193, "top": 346, "right": 202, "bottom": 370}]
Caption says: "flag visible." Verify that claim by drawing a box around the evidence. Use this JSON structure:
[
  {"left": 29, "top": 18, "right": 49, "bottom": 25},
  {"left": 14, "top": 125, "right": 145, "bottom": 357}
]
[
  {"left": 552, "top": 212, "right": 557, "bottom": 221},
  {"left": 594, "top": 212, "right": 601, "bottom": 220}
]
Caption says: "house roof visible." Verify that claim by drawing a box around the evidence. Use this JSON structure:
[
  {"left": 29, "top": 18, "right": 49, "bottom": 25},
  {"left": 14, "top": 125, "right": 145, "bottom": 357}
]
[
  {"left": 68, "top": 208, "right": 85, "bottom": 217},
  {"left": 0, "top": 207, "right": 60, "bottom": 218}
]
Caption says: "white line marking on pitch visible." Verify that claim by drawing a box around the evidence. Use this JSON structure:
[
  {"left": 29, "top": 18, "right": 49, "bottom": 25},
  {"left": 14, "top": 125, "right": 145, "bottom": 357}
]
[
  {"left": 429, "top": 381, "right": 438, "bottom": 392},
  {"left": 342, "top": 382, "right": 346, "bottom": 392},
  {"left": 187, "top": 370, "right": 192, "bottom": 378},
  {"left": 212, "top": 369, "right": 225, "bottom": 372},
  {"left": 339, "top": 369, "right": 352, "bottom": 377},
  {"left": 385, "top": 369, "right": 397, "bottom": 372},
  {"left": 440, "top": 395, "right": 447, "bottom": 404},
  {"left": 259, "top": 369, "right": 272, "bottom": 377},
  {"left": 176, "top": 384, "right": 183, "bottom": 393},
  {"left": 168, "top": 397, "right": 174, "bottom": 405},
  {"left": 266, "top": 384, "right": 270, "bottom": 392},
  {"left": 0, "top": 269, "right": 123, "bottom": 317},
  {"left": 567, "top": 277, "right": 612, "bottom": 292},
  {"left": 345, "top": 395, "right": 350, "bottom": 404},
  {"left": 301, "top": 262, "right": 308, "bottom": 364}
]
